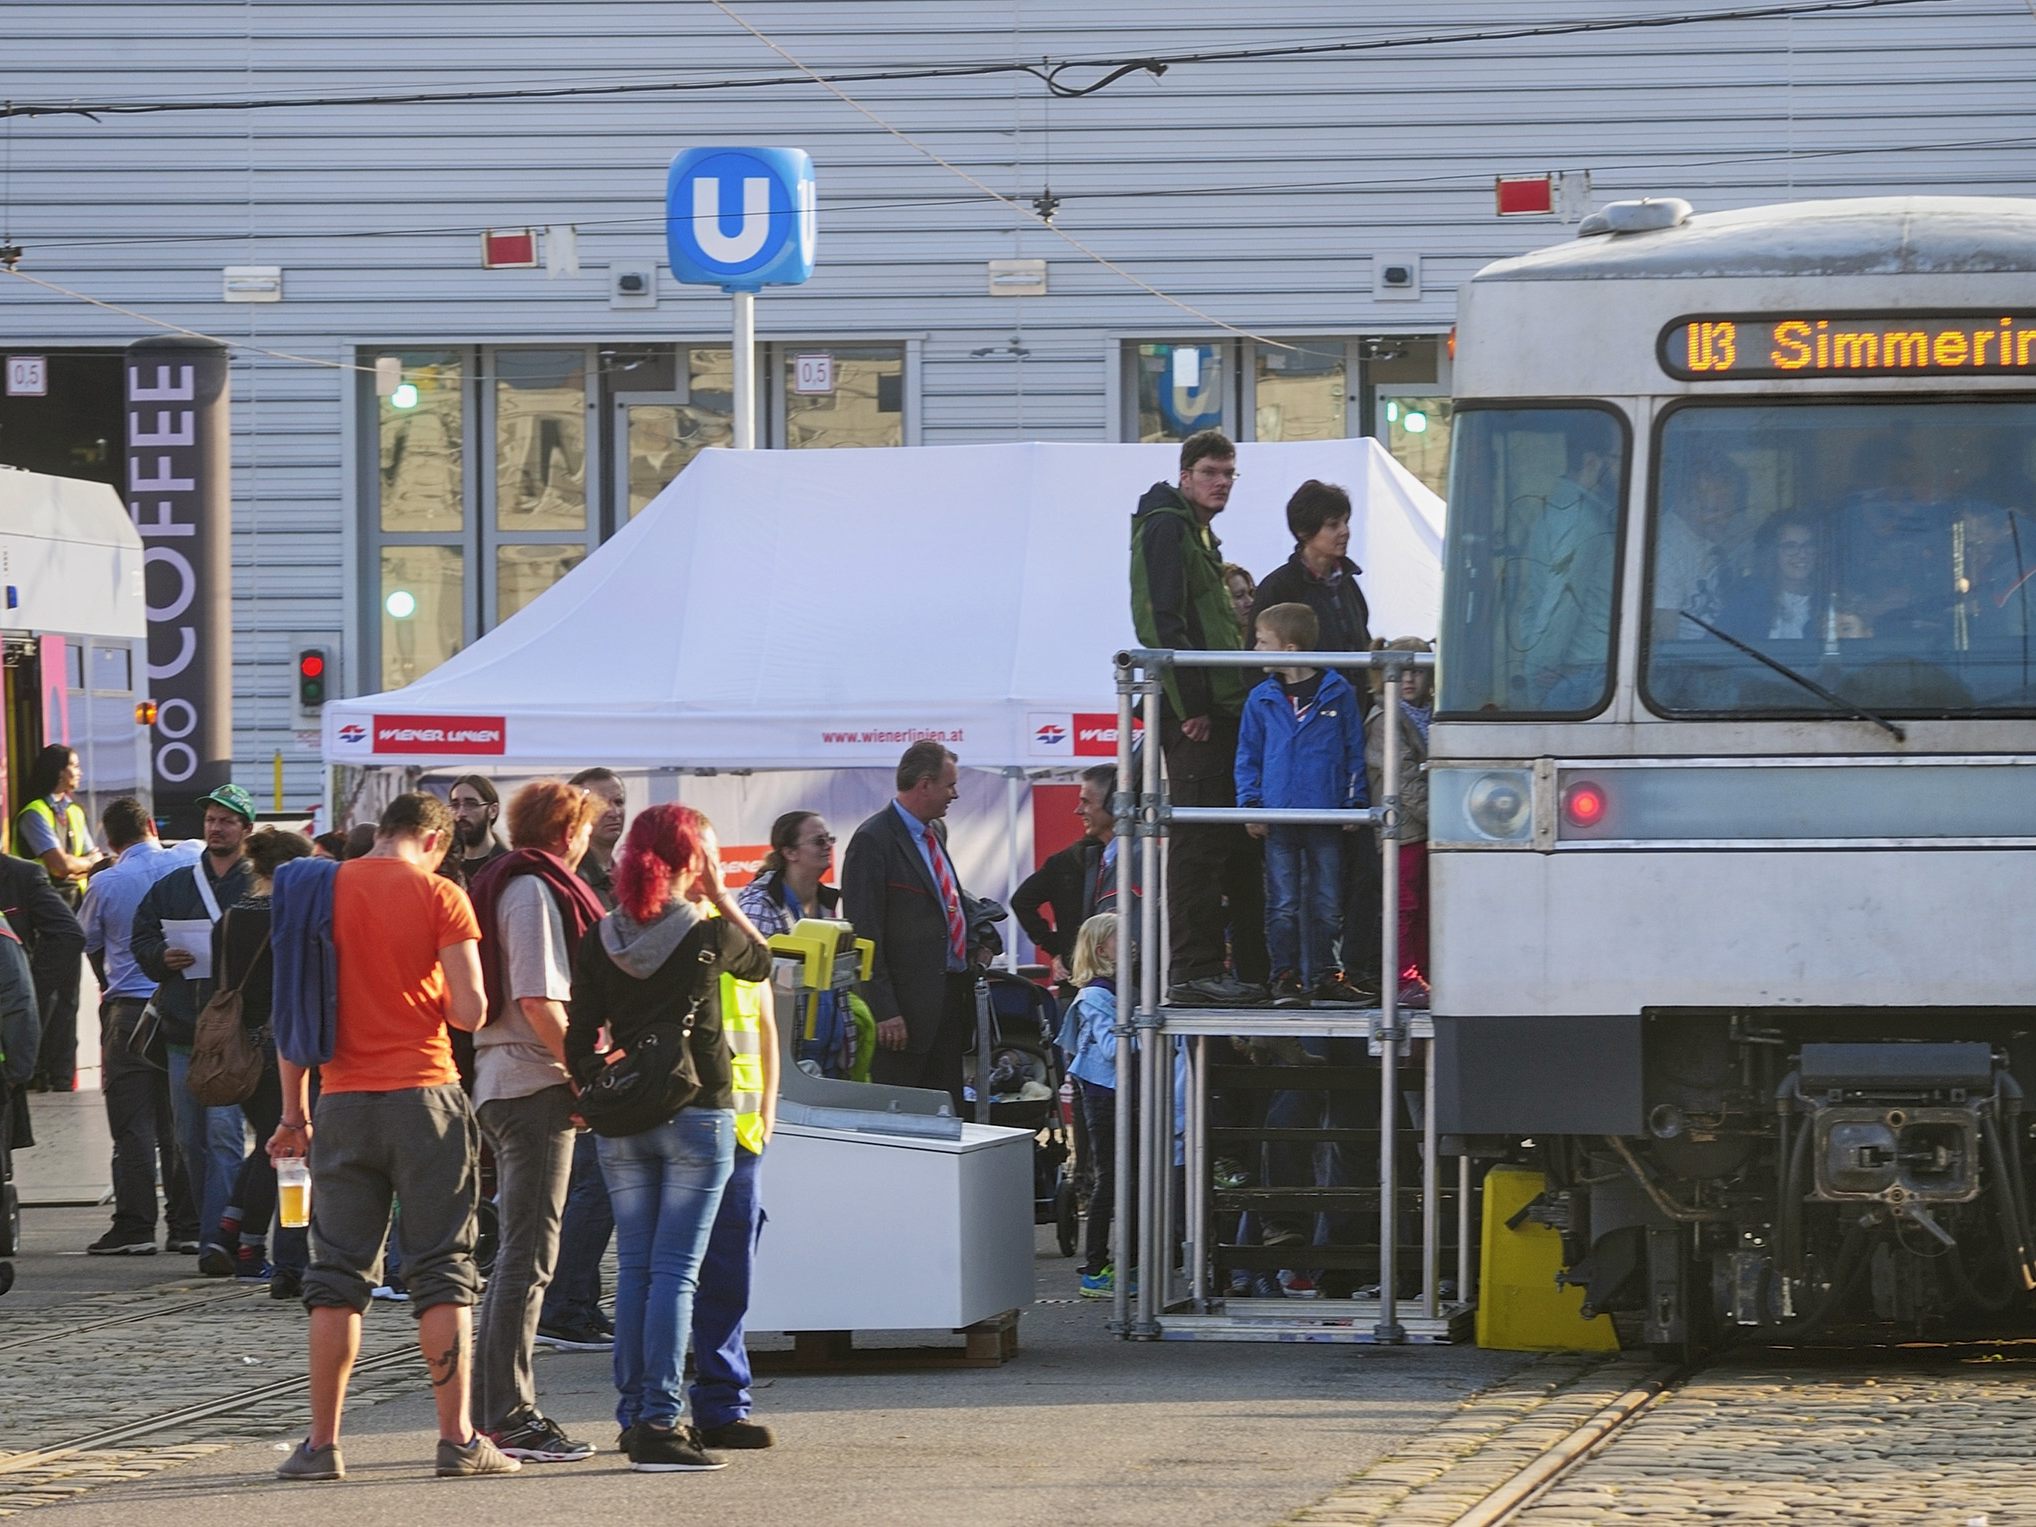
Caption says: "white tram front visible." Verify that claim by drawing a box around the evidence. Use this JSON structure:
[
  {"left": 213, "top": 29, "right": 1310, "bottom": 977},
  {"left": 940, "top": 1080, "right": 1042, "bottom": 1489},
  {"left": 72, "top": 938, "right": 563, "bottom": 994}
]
[{"left": 1430, "top": 196, "right": 2036, "bottom": 1350}]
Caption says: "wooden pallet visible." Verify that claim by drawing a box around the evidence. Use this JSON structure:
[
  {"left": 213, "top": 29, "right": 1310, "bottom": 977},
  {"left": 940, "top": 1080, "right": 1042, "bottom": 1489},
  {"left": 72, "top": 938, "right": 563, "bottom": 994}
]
[{"left": 751, "top": 1310, "right": 1022, "bottom": 1373}]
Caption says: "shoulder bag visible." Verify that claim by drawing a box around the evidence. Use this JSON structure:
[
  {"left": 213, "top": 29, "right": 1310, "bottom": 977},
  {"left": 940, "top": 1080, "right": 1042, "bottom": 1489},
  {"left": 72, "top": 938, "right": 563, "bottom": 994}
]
[
  {"left": 186, "top": 910, "right": 270, "bottom": 1107},
  {"left": 574, "top": 923, "right": 721, "bottom": 1139}
]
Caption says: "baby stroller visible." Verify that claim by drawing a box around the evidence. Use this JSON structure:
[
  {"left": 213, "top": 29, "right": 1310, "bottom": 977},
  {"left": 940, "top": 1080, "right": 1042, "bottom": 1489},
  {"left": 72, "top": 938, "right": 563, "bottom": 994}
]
[{"left": 965, "top": 969, "right": 1078, "bottom": 1253}]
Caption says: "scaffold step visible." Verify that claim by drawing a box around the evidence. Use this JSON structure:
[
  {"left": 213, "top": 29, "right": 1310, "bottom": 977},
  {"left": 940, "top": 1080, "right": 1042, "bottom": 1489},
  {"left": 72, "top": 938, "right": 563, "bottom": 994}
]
[{"left": 1155, "top": 1300, "right": 1474, "bottom": 1344}]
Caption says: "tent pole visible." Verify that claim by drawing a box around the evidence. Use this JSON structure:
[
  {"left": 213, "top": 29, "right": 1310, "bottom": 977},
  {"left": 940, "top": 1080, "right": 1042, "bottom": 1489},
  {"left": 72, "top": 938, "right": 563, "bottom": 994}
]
[{"left": 1004, "top": 769, "right": 1022, "bottom": 972}]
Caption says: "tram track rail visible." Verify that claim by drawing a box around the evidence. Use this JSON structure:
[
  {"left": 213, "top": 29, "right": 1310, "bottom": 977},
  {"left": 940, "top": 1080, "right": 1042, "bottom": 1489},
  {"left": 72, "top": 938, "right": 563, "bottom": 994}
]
[
  {"left": 0, "top": 1343, "right": 416, "bottom": 1480},
  {"left": 1448, "top": 1361, "right": 1688, "bottom": 1526},
  {"left": 0, "top": 1284, "right": 268, "bottom": 1356}
]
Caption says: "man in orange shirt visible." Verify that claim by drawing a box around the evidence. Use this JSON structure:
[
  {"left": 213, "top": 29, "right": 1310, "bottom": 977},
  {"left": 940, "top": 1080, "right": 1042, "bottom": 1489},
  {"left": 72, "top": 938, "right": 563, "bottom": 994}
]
[{"left": 268, "top": 793, "right": 517, "bottom": 1482}]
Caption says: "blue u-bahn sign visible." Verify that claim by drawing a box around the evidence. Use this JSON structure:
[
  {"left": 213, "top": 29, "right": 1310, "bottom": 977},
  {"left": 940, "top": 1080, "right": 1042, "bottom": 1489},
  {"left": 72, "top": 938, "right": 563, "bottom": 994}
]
[{"left": 666, "top": 147, "right": 817, "bottom": 292}]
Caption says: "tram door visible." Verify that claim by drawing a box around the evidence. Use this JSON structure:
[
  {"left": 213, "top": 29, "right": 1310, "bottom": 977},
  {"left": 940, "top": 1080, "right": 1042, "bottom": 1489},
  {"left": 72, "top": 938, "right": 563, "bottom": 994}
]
[{"left": 0, "top": 637, "right": 51, "bottom": 858}]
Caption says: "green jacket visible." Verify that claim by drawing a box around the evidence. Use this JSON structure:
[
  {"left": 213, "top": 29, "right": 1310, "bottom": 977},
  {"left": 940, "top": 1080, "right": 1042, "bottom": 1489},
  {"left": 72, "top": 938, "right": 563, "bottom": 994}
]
[{"left": 1129, "top": 483, "right": 1249, "bottom": 721}]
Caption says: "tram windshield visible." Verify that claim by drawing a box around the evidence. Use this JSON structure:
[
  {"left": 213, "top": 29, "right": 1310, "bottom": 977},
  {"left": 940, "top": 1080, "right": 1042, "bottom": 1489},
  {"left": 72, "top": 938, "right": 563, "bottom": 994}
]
[
  {"left": 1436, "top": 406, "right": 1626, "bottom": 715},
  {"left": 1645, "top": 401, "right": 2036, "bottom": 717}
]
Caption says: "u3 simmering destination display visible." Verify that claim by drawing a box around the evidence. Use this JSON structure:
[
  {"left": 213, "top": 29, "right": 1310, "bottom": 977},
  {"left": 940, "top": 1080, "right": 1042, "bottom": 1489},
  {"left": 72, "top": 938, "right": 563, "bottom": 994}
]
[{"left": 1661, "top": 312, "right": 2036, "bottom": 379}]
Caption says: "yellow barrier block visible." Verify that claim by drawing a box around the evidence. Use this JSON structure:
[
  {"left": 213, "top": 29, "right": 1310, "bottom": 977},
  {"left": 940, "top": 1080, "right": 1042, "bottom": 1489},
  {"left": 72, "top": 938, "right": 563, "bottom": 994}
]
[{"left": 1475, "top": 1163, "right": 1620, "bottom": 1353}]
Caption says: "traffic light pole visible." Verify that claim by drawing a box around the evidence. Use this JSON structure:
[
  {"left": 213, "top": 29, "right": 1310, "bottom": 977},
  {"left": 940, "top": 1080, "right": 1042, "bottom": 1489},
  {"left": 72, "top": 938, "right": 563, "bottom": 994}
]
[{"left": 732, "top": 290, "right": 756, "bottom": 450}]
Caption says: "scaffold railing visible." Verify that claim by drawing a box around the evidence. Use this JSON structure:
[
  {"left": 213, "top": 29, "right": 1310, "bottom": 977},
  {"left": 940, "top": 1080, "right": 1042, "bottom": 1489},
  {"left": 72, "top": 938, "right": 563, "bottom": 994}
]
[{"left": 1109, "top": 645, "right": 1470, "bottom": 1343}]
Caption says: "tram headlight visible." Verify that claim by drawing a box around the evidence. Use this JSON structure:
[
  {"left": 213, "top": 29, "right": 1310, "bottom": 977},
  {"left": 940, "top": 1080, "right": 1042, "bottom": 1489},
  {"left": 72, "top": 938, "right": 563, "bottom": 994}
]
[{"left": 1464, "top": 770, "right": 1533, "bottom": 842}]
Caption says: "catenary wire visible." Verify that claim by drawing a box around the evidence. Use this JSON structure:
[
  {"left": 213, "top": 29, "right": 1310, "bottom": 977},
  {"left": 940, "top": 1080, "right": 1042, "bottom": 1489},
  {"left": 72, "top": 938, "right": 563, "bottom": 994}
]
[{"left": 0, "top": 0, "right": 1972, "bottom": 119}]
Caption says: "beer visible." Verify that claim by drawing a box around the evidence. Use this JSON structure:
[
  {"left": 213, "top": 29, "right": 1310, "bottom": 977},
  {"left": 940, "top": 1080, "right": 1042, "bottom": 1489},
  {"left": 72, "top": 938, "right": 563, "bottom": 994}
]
[{"left": 277, "top": 1158, "right": 311, "bottom": 1229}]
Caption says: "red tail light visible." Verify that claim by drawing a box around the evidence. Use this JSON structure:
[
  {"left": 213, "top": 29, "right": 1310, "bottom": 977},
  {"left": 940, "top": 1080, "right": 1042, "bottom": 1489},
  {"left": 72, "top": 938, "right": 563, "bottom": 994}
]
[{"left": 1562, "top": 781, "right": 1607, "bottom": 829}]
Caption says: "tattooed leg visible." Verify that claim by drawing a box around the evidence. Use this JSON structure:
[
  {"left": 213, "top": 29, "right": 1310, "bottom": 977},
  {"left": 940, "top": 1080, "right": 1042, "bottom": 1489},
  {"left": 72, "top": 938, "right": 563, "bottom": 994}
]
[{"left": 417, "top": 1303, "right": 476, "bottom": 1443}]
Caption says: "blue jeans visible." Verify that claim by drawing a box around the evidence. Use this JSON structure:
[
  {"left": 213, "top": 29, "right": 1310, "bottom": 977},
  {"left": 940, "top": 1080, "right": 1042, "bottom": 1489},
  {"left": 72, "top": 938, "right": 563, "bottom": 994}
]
[
  {"left": 689, "top": 1144, "right": 765, "bottom": 1430},
  {"left": 1263, "top": 827, "right": 1343, "bottom": 983},
  {"left": 598, "top": 1109, "right": 735, "bottom": 1431},
  {"left": 165, "top": 1044, "right": 247, "bottom": 1243},
  {"left": 542, "top": 1130, "right": 614, "bottom": 1330}
]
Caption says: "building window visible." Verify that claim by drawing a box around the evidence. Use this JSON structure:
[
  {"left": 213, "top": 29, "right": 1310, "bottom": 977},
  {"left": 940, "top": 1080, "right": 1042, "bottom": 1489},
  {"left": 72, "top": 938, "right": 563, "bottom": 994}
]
[
  {"left": 615, "top": 347, "right": 735, "bottom": 519},
  {"left": 1251, "top": 340, "right": 1353, "bottom": 441},
  {"left": 1126, "top": 342, "right": 1232, "bottom": 443},
  {"left": 777, "top": 343, "right": 905, "bottom": 449}
]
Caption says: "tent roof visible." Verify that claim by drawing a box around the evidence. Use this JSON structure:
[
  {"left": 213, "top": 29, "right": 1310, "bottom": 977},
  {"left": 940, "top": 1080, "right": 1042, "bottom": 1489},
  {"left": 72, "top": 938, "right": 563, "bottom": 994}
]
[{"left": 324, "top": 439, "right": 1443, "bottom": 770}]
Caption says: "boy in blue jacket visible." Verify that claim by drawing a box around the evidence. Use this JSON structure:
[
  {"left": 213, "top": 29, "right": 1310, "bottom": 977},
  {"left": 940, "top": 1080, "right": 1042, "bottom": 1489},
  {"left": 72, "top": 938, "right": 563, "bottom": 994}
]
[{"left": 1236, "top": 603, "right": 1368, "bottom": 1008}]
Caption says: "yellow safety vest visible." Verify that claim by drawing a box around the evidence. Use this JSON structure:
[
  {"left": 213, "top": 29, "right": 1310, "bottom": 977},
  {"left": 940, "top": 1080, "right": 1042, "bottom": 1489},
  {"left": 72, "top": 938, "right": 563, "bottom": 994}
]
[
  {"left": 17, "top": 796, "right": 90, "bottom": 895},
  {"left": 720, "top": 971, "right": 767, "bottom": 1156}
]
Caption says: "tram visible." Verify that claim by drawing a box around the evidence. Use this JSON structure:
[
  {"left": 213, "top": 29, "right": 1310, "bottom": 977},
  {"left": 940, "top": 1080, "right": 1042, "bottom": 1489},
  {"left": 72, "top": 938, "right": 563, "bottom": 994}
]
[{"left": 1429, "top": 196, "right": 2036, "bottom": 1350}]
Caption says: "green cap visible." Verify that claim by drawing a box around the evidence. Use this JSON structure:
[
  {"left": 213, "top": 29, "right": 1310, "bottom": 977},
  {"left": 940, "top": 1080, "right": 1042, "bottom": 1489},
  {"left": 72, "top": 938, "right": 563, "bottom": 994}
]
[{"left": 199, "top": 783, "right": 256, "bottom": 824}]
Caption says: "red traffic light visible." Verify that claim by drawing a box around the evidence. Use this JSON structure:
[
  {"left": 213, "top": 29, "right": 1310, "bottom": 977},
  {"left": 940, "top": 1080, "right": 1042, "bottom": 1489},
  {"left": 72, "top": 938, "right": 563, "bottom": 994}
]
[{"left": 298, "top": 652, "right": 326, "bottom": 679}]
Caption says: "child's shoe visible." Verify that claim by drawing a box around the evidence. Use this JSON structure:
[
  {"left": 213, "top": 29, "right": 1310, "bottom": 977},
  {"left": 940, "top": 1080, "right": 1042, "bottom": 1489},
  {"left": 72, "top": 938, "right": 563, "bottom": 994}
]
[
  {"left": 1079, "top": 1267, "right": 1114, "bottom": 1299},
  {"left": 1279, "top": 1270, "right": 1321, "bottom": 1299}
]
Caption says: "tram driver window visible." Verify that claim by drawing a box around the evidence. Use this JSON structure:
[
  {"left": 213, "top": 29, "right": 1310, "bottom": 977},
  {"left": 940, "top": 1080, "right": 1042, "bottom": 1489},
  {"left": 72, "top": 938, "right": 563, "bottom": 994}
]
[
  {"left": 1437, "top": 407, "right": 1625, "bottom": 716},
  {"left": 1643, "top": 401, "right": 2036, "bottom": 717}
]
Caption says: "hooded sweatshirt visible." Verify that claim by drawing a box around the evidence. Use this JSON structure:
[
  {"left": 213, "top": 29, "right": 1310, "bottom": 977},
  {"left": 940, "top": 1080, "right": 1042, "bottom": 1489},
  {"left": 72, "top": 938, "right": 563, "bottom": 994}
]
[{"left": 564, "top": 897, "right": 772, "bottom": 1110}]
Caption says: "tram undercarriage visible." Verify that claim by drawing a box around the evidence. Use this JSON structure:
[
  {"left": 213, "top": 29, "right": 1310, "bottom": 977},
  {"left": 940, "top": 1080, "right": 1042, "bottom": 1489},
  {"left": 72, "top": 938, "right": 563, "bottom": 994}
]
[{"left": 1519, "top": 1014, "right": 2036, "bottom": 1354}]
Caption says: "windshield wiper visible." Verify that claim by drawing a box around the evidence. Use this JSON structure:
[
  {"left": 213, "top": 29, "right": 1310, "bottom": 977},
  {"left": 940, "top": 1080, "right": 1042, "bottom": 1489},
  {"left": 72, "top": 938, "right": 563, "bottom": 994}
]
[{"left": 1677, "top": 610, "right": 1906, "bottom": 743}]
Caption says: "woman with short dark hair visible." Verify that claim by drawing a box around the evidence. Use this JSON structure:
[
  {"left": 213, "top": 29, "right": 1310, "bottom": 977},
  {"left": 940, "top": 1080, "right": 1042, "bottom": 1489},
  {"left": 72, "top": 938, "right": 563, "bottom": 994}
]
[{"left": 1250, "top": 480, "right": 1373, "bottom": 679}]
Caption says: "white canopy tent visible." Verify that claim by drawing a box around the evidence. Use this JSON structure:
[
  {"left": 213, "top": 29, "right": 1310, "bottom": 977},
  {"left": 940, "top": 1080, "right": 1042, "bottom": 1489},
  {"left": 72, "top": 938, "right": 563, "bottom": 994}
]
[{"left": 324, "top": 438, "right": 1443, "bottom": 773}]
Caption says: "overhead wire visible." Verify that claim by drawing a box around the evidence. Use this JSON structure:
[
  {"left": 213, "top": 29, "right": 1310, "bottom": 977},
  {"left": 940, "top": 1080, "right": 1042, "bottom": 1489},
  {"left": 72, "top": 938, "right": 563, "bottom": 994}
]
[{"left": 0, "top": 0, "right": 1971, "bottom": 119}]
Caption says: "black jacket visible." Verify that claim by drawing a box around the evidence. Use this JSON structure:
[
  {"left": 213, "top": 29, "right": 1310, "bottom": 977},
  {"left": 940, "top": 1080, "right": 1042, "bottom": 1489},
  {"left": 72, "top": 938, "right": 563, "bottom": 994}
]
[
  {"left": 0, "top": 853, "right": 85, "bottom": 1003},
  {"left": 1013, "top": 838, "right": 1107, "bottom": 963},
  {"left": 841, "top": 804, "right": 998, "bottom": 1055},
  {"left": 1251, "top": 550, "right": 1374, "bottom": 685},
  {"left": 132, "top": 853, "right": 254, "bottom": 1044}
]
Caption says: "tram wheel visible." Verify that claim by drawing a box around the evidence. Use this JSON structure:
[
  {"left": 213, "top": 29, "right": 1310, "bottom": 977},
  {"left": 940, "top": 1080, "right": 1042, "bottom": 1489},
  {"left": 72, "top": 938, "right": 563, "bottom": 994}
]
[{"left": 1055, "top": 1181, "right": 1080, "bottom": 1258}]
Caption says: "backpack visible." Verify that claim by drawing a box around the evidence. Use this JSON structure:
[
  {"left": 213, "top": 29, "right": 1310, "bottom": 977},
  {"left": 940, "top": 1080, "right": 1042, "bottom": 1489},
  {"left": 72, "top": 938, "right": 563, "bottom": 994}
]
[{"left": 186, "top": 910, "right": 269, "bottom": 1107}]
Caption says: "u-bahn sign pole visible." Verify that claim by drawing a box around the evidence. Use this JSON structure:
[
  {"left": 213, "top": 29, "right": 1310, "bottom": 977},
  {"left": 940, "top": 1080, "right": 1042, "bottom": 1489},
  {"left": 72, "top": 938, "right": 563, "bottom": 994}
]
[{"left": 667, "top": 148, "right": 819, "bottom": 449}]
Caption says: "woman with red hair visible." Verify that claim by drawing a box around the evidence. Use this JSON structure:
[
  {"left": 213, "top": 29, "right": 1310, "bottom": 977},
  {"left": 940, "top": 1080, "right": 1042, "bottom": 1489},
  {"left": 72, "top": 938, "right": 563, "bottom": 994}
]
[{"left": 565, "top": 805, "right": 770, "bottom": 1473}]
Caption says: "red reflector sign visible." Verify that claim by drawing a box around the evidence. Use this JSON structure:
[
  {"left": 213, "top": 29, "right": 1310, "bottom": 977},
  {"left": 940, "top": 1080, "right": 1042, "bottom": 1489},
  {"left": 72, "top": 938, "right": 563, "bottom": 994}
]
[
  {"left": 1495, "top": 175, "right": 1556, "bottom": 217},
  {"left": 481, "top": 228, "right": 538, "bottom": 269}
]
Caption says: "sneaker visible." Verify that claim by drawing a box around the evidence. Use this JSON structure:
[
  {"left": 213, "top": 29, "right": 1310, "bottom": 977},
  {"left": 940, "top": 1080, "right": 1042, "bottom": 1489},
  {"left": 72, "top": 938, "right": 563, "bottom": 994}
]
[
  {"left": 1280, "top": 1271, "right": 1322, "bottom": 1299},
  {"left": 1250, "top": 1273, "right": 1284, "bottom": 1299},
  {"left": 1270, "top": 970, "right": 1311, "bottom": 1009},
  {"left": 1212, "top": 1158, "right": 1251, "bottom": 1190},
  {"left": 87, "top": 1229, "right": 157, "bottom": 1256},
  {"left": 534, "top": 1321, "right": 613, "bottom": 1351},
  {"left": 370, "top": 1277, "right": 410, "bottom": 1303},
  {"left": 1314, "top": 970, "right": 1372, "bottom": 1008},
  {"left": 697, "top": 1419, "right": 774, "bottom": 1450},
  {"left": 616, "top": 1426, "right": 638, "bottom": 1457},
  {"left": 490, "top": 1410, "right": 595, "bottom": 1463},
  {"left": 1262, "top": 1223, "right": 1308, "bottom": 1250},
  {"left": 629, "top": 1423, "right": 725, "bottom": 1473},
  {"left": 234, "top": 1247, "right": 273, "bottom": 1282},
  {"left": 1395, "top": 977, "right": 1431, "bottom": 1011},
  {"left": 1166, "top": 973, "right": 1268, "bottom": 1008},
  {"left": 276, "top": 1439, "right": 345, "bottom": 1481},
  {"left": 165, "top": 1237, "right": 202, "bottom": 1255},
  {"left": 435, "top": 1433, "right": 522, "bottom": 1478},
  {"left": 270, "top": 1267, "right": 304, "bottom": 1301},
  {"left": 1078, "top": 1267, "right": 1114, "bottom": 1299}
]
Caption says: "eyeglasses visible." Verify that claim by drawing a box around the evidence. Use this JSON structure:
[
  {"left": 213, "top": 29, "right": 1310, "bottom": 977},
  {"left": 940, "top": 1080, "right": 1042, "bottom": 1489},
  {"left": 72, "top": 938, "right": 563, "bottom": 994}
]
[
  {"left": 1192, "top": 466, "right": 1240, "bottom": 482},
  {"left": 800, "top": 833, "right": 837, "bottom": 847}
]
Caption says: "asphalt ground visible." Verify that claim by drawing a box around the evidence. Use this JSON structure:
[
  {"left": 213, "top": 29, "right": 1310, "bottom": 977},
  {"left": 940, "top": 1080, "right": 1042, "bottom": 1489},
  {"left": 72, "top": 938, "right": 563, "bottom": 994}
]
[{"left": 1, "top": 1201, "right": 1532, "bottom": 1527}]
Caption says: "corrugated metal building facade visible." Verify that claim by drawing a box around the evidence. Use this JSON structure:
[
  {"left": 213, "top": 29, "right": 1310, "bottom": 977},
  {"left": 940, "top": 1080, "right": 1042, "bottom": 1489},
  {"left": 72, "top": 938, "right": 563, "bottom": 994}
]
[{"left": 3, "top": 0, "right": 2034, "bottom": 798}]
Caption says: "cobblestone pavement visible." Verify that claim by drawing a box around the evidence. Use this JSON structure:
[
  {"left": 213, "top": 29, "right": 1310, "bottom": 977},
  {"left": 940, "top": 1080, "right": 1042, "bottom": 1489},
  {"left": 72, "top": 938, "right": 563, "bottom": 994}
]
[
  {"left": 1294, "top": 1342, "right": 2036, "bottom": 1526},
  {"left": 0, "top": 1275, "right": 428, "bottom": 1516},
  {"left": 1516, "top": 1344, "right": 2036, "bottom": 1525}
]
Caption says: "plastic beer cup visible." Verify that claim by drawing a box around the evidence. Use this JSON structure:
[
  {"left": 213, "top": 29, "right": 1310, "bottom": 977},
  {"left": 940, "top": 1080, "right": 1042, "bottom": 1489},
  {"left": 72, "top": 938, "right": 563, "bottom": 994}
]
[{"left": 277, "top": 1157, "right": 311, "bottom": 1229}]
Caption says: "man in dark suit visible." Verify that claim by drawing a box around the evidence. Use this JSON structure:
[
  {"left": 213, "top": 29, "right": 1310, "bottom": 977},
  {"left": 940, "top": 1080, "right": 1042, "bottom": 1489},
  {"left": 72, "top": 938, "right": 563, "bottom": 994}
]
[{"left": 842, "top": 741, "right": 998, "bottom": 1115}]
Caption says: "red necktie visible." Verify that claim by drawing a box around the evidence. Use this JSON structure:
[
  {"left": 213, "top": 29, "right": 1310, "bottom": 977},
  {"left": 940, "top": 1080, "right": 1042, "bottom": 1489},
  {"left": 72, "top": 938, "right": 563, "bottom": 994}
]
[{"left": 925, "top": 826, "right": 967, "bottom": 964}]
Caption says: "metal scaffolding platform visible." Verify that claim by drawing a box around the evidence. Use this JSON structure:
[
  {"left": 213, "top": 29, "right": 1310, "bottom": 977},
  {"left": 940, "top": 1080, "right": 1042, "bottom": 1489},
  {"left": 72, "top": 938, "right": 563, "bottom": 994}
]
[{"left": 1106, "top": 645, "right": 1475, "bottom": 1344}]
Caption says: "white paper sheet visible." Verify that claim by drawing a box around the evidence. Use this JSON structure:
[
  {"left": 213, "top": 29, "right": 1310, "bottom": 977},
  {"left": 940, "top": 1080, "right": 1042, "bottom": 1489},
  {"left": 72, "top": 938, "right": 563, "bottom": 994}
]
[{"left": 161, "top": 918, "right": 214, "bottom": 981}]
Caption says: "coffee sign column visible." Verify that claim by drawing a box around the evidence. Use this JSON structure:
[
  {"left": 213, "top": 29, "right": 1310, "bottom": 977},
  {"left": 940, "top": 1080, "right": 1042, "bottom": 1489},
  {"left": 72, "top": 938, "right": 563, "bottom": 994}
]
[{"left": 124, "top": 337, "right": 233, "bottom": 835}]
